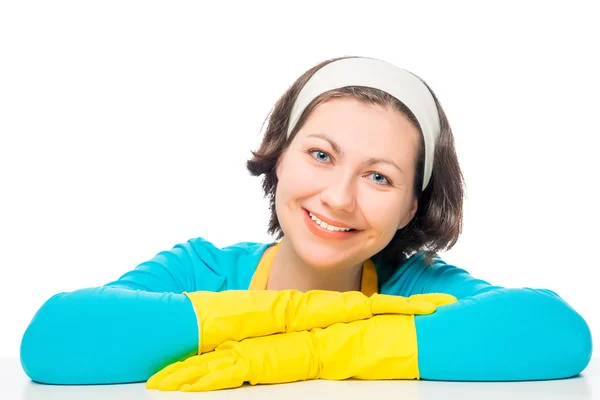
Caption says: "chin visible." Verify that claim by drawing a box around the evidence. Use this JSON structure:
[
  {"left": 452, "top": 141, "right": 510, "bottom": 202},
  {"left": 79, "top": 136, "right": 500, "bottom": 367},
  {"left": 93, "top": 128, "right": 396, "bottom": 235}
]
[{"left": 292, "top": 236, "right": 358, "bottom": 269}]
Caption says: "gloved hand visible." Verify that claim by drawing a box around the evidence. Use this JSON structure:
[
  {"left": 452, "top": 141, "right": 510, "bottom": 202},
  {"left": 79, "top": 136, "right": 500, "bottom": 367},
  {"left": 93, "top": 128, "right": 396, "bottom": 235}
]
[
  {"left": 146, "top": 294, "right": 458, "bottom": 391},
  {"left": 183, "top": 289, "right": 457, "bottom": 353}
]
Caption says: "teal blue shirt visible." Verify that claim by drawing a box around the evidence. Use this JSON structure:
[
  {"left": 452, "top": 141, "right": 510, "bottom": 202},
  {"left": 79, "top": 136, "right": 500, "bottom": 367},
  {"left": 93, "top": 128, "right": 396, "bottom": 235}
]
[{"left": 20, "top": 236, "right": 592, "bottom": 384}]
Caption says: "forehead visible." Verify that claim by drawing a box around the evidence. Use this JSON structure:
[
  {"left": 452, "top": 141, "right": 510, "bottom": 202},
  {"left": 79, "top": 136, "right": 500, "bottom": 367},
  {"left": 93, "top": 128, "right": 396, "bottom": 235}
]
[{"left": 296, "top": 97, "right": 421, "bottom": 165}]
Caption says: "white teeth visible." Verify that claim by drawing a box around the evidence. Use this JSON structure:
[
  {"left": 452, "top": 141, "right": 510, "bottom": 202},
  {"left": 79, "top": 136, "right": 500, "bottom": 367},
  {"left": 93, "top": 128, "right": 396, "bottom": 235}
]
[{"left": 309, "top": 212, "right": 353, "bottom": 232}]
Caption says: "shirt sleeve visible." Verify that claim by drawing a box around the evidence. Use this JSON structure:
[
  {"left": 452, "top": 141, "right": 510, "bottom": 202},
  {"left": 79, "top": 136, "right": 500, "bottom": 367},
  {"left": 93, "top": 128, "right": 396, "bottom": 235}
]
[
  {"left": 20, "top": 237, "right": 228, "bottom": 385},
  {"left": 393, "top": 254, "right": 593, "bottom": 381}
]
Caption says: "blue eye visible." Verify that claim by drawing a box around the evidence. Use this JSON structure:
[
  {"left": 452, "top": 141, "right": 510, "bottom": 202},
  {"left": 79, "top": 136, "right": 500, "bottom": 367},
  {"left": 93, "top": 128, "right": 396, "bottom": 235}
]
[
  {"left": 309, "top": 149, "right": 331, "bottom": 163},
  {"left": 369, "top": 173, "right": 390, "bottom": 185}
]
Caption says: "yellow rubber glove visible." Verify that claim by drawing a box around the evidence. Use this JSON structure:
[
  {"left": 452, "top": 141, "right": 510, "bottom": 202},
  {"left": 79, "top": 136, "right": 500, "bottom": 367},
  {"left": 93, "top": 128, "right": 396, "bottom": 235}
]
[
  {"left": 183, "top": 290, "right": 456, "bottom": 353},
  {"left": 146, "top": 294, "right": 458, "bottom": 391}
]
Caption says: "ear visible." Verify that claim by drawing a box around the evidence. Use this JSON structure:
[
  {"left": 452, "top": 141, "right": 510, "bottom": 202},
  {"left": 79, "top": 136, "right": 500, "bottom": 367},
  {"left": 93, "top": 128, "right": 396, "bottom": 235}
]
[{"left": 398, "top": 198, "right": 418, "bottom": 229}]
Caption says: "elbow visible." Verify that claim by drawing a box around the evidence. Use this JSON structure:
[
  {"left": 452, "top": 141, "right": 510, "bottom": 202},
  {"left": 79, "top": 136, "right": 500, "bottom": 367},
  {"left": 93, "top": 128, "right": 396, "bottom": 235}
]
[
  {"left": 20, "top": 322, "right": 45, "bottom": 383},
  {"left": 533, "top": 289, "right": 593, "bottom": 378},
  {"left": 20, "top": 293, "right": 67, "bottom": 383},
  {"left": 561, "top": 302, "right": 593, "bottom": 377}
]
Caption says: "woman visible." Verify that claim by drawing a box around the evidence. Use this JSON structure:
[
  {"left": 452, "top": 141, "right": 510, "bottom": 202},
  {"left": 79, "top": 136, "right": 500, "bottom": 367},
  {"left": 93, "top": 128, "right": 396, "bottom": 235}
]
[{"left": 20, "top": 56, "right": 592, "bottom": 391}]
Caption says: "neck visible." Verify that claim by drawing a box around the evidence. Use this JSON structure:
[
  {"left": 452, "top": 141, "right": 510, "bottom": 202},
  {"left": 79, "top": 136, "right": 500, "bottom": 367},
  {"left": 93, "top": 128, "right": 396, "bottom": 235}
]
[{"left": 265, "top": 236, "right": 363, "bottom": 292}]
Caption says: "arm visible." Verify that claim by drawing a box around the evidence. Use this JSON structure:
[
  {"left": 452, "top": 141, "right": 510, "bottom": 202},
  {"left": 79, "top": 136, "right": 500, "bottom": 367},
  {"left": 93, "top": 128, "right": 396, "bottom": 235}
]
[
  {"left": 21, "top": 236, "right": 441, "bottom": 385},
  {"left": 388, "top": 253, "right": 593, "bottom": 381},
  {"left": 20, "top": 237, "right": 226, "bottom": 385}
]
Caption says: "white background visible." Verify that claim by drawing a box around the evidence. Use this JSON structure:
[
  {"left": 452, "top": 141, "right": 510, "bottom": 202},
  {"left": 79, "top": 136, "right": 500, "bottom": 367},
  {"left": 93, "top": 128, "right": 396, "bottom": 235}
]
[{"left": 1, "top": 1, "right": 598, "bottom": 359}]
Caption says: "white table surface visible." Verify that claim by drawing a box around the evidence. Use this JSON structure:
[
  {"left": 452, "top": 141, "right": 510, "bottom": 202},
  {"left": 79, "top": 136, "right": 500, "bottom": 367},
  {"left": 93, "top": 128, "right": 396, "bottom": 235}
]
[{"left": 3, "top": 358, "right": 597, "bottom": 400}]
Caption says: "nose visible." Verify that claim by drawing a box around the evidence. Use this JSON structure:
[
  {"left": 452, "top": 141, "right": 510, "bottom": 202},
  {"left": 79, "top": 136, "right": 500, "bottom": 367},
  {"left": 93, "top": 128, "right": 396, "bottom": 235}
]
[{"left": 319, "top": 173, "right": 356, "bottom": 213}]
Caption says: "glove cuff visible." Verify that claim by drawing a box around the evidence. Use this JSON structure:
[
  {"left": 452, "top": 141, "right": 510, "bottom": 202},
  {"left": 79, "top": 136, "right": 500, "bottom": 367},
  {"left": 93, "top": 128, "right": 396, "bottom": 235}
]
[{"left": 183, "top": 291, "right": 203, "bottom": 353}]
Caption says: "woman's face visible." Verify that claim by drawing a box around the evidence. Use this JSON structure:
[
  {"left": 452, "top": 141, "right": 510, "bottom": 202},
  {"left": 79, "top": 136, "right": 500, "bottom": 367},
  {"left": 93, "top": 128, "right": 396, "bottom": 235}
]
[{"left": 275, "top": 97, "right": 421, "bottom": 269}]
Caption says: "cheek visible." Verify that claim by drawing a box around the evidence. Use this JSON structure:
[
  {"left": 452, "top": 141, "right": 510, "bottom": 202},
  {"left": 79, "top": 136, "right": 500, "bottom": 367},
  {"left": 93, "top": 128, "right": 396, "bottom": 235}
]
[
  {"left": 360, "top": 193, "right": 408, "bottom": 231},
  {"left": 278, "top": 159, "right": 321, "bottom": 197}
]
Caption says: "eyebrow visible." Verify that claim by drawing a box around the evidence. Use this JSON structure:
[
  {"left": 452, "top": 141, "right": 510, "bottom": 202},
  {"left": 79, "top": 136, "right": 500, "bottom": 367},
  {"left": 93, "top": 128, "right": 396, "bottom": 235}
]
[{"left": 306, "top": 133, "right": 404, "bottom": 173}]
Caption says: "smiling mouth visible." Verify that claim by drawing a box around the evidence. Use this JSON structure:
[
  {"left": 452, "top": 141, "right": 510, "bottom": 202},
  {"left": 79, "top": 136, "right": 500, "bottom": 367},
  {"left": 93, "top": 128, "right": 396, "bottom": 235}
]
[{"left": 304, "top": 209, "right": 357, "bottom": 232}]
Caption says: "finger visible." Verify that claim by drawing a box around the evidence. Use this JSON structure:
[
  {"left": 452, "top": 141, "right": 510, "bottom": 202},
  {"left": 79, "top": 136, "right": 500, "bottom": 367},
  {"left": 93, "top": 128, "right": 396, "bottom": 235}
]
[
  {"left": 397, "top": 299, "right": 437, "bottom": 315},
  {"left": 410, "top": 293, "right": 458, "bottom": 307},
  {"left": 371, "top": 294, "right": 436, "bottom": 315},
  {"left": 196, "top": 349, "right": 234, "bottom": 364},
  {"left": 156, "top": 364, "right": 210, "bottom": 391},
  {"left": 146, "top": 360, "right": 188, "bottom": 389},
  {"left": 181, "top": 362, "right": 247, "bottom": 392},
  {"left": 158, "top": 356, "right": 235, "bottom": 391},
  {"left": 146, "top": 352, "right": 223, "bottom": 389}
]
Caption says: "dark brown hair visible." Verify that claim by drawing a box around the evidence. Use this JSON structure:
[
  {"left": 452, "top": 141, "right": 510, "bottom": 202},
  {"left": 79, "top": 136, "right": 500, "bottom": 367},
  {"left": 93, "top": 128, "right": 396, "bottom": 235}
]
[{"left": 247, "top": 56, "right": 465, "bottom": 267}]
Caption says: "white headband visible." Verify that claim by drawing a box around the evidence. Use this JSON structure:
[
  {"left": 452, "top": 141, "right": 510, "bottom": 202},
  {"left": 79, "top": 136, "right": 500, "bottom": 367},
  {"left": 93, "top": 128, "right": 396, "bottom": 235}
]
[{"left": 286, "top": 57, "right": 441, "bottom": 191}]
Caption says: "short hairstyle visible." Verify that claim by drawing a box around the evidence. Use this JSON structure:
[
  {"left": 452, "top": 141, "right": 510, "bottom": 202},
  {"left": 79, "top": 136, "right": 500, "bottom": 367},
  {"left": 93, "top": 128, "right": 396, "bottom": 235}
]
[{"left": 247, "top": 56, "right": 465, "bottom": 267}]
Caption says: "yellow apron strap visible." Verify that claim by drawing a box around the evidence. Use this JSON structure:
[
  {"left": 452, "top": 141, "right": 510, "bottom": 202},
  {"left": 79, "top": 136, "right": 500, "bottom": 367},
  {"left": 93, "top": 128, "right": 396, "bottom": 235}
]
[
  {"left": 360, "top": 258, "right": 378, "bottom": 296},
  {"left": 249, "top": 241, "right": 378, "bottom": 295},
  {"left": 249, "top": 242, "right": 280, "bottom": 290}
]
